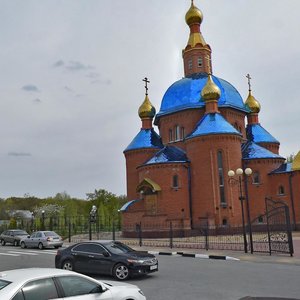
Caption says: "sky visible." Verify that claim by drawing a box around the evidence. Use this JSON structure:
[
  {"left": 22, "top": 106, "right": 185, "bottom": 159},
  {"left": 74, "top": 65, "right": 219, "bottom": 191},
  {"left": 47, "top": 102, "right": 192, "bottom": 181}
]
[{"left": 0, "top": 0, "right": 299, "bottom": 200}]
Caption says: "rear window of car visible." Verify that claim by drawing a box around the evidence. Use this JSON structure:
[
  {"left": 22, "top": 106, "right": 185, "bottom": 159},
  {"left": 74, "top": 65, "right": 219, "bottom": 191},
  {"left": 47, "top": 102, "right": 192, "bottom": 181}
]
[
  {"left": 44, "top": 231, "right": 58, "bottom": 237},
  {"left": 14, "top": 231, "right": 28, "bottom": 235},
  {"left": 0, "top": 279, "right": 11, "bottom": 290}
]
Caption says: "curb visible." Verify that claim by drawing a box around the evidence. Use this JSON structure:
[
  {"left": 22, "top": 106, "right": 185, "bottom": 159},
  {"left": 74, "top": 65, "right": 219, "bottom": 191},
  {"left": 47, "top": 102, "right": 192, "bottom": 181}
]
[{"left": 147, "top": 250, "right": 239, "bottom": 261}]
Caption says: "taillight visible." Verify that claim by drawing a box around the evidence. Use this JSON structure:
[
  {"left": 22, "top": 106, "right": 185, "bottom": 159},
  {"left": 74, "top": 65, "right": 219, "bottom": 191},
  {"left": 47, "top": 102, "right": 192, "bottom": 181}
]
[{"left": 47, "top": 237, "right": 52, "bottom": 242}]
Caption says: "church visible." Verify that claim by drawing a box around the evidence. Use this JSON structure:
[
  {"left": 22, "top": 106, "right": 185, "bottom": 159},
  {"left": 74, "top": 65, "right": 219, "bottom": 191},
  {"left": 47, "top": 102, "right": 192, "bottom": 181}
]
[{"left": 121, "top": 1, "right": 300, "bottom": 232}]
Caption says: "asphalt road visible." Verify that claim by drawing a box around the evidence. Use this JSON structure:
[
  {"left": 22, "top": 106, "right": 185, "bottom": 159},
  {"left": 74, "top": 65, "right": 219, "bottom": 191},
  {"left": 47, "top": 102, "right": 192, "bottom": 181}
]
[{"left": 0, "top": 245, "right": 300, "bottom": 300}]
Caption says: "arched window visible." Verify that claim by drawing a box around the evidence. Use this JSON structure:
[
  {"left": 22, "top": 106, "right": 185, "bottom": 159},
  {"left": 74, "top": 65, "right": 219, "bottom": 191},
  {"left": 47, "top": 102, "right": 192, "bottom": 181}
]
[
  {"left": 217, "top": 151, "right": 226, "bottom": 204},
  {"left": 169, "top": 129, "right": 173, "bottom": 142},
  {"left": 172, "top": 175, "right": 179, "bottom": 188},
  {"left": 174, "top": 125, "right": 180, "bottom": 141},
  {"left": 278, "top": 185, "right": 285, "bottom": 195},
  {"left": 181, "top": 127, "right": 185, "bottom": 140},
  {"left": 222, "top": 218, "right": 228, "bottom": 226},
  {"left": 198, "top": 57, "right": 203, "bottom": 67},
  {"left": 253, "top": 171, "right": 260, "bottom": 184},
  {"left": 188, "top": 59, "right": 192, "bottom": 70}
]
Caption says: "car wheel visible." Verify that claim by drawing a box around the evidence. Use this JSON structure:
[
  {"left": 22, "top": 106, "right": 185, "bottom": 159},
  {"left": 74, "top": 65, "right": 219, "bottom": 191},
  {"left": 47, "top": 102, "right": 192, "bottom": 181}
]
[
  {"left": 62, "top": 260, "right": 74, "bottom": 271},
  {"left": 1, "top": 240, "right": 5, "bottom": 246},
  {"left": 21, "top": 242, "right": 26, "bottom": 249},
  {"left": 13, "top": 240, "right": 19, "bottom": 247},
  {"left": 38, "top": 242, "right": 44, "bottom": 250},
  {"left": 113, "top": 263, "right": 130, "bottom": 281}
]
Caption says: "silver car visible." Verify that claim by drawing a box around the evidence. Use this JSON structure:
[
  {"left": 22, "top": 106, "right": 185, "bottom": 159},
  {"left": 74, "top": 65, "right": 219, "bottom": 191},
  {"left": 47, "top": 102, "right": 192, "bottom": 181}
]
[
  {"left": 0, "top": 268, "right": 146, "bottom": 300},
  {"left": 20, "top": 230, "right": 63, "bottom": 249}
]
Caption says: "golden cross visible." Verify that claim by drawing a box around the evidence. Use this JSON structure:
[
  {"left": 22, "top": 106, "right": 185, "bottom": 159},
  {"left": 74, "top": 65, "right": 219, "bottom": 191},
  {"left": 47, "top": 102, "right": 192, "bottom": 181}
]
[
  {"left": 142, "top": 77, "right": 150, "bottom": 95},
  {"left": 246, "top": 73, "right": 252, "bottom": 91},
  {"left": 205, "top": 55, "right": 212, "bottom": 75}
]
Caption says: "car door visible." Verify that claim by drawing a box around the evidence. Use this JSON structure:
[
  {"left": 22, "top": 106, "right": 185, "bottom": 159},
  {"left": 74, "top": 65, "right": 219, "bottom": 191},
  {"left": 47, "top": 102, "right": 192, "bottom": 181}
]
[
  {"left": 84, "top": 244, "right": 113, "bottom": 275},
  {"left": 56, "top": 275, "right": 112, "bottom": 300},
  {"left": 71, "top": 244, "right": 94, "bottom": 272},
  {"left": 26, "top": 232, "right": 37, "bottom": 247},
  {"left": 7, "top": 231, "right": 13, "bottom": 244}
]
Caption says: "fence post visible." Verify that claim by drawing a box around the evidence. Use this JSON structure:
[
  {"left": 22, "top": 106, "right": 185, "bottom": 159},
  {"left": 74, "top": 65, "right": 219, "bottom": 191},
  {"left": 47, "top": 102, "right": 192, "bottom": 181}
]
[
  {"left": 89, "top": 217, "right": 92, "bottom": 241},
  {"left": 169, "top": 221, "right": 173, "bottom": 249},
  {"left": 137, "top": 222, "right": 142, "bottom": 247},
  {"left": 204, "top": 220, "right": 209, "bottom": 251},
  {"left": 68, "top": 219, "right": 71, "bottom": 243},
  {"left": 112, "top": 220, "right": 115, "bottom": 241}
]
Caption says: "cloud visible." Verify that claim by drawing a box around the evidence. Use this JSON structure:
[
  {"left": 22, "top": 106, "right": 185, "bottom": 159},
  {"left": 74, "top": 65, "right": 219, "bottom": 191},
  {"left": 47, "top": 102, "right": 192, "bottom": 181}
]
[
  {"left": 53, "top": 60, "right": 64, "bottom": 67},
  {"left": 90, "top": 79, "right": 112, "bottom": 85},
  {"left": 8, "top": 152, "right": 32, "bottom": 157},
  {"left": 33, "top": 98, "right": 42, "bottom": 103},
  {"left": 22, "top": 85, "right": 39, "bottom": 92},
  {"left": 63, "top": 86, "right": 73, "bottom": 92},
  {"left": 65, "top": 60, "right": 94, "bottom": 72}
]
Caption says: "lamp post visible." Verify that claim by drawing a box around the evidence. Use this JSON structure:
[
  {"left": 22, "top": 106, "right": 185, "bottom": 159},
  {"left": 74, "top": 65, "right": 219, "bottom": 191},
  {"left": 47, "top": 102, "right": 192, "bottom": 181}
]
[
  {"left": 89, "top": 205, "right": 97, "bottom": 240},
  {"left": 228, "top": 167, "right": 252, "bottom": 253},
  {"left": 41, "top": 210, "right": 45, "bottom": 231}
]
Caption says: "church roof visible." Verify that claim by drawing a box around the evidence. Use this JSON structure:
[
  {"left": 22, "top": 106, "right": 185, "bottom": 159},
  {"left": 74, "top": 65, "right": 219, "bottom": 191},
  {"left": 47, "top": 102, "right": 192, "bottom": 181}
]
[
  {"left": 242, "top": 141, "right": 284, "bottom": 160},
  {"left": 186, "top": 113, "right": 242, "bottom": 139},
  {"left": 270, "top": 163, "right": 292, "bottom": 174},
  {"left": 246, "top": 123, "right": 279, "bottom": 144},
  {"left": 155, "top": 73, "right": 248, "bottom": 122},
  {"left": 144, "top": 146, "right": 188, "bottom": 165},
  {"left": 124, "top": 128, "right": 163, "bottom": 152}
]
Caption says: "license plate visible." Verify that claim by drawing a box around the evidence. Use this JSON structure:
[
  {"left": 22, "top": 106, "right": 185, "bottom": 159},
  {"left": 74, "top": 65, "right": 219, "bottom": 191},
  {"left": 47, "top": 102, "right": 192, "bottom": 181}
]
[{"left": 150, "top": 265, "right": 158, "bottom": 270}]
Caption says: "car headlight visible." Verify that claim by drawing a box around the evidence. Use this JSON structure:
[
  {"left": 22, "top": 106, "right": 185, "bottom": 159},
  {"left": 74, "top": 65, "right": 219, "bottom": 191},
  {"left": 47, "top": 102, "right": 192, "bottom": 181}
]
[
  {"left": 127, "top": 259, "right": 144, "bottom": 264},
  {"left": 138, "top": 290, "right": 145, "bottom": 296}
]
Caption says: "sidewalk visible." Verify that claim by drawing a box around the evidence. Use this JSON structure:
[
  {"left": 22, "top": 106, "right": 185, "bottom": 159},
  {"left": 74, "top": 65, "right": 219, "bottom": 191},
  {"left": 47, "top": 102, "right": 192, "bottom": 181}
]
[{"left": 130, "top": 233, "right": 300, "bottom": 266}]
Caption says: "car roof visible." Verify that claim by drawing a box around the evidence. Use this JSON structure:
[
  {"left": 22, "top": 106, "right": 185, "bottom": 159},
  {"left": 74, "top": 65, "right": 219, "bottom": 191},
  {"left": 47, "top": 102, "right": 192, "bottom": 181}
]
[
  {"left": 74, "top": 240, "right": 114, "bottom": 245},
  {"left": 0, "top": 268, "right": 83, "bottom": 284}
]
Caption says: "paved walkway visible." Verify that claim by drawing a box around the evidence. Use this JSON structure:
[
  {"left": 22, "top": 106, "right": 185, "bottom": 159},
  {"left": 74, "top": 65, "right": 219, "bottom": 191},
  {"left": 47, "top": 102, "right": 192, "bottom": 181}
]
[{"left": 130, "top": 232, "right": 300, "bottom": 266}]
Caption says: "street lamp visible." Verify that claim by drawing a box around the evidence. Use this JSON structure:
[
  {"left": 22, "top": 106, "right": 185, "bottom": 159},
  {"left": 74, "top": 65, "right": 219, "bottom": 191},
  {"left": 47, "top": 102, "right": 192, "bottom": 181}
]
[
  {"left": 89, "top": 205, "right": 97, "bottom": 240},
  {"left": 228, "top": 167, "right": 253, "bottom": 253},
  {"left": 41, "top": 210, "right": 45, "bottom": 231}
]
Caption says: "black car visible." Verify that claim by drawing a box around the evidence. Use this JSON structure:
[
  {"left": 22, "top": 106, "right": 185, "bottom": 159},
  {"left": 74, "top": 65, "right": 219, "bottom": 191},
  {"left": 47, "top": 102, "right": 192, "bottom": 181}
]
[
  {"left": 0, "top": 229, "right": 29, "bottom": 246},
  {"left": 55, "top": 240, "right": 158, "bottom": 280}
]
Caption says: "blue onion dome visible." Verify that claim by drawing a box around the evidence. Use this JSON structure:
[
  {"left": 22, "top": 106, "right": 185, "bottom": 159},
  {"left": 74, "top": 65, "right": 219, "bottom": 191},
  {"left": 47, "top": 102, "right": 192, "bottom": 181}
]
[
  {"left": 185, "top": 1, "right": 203, "bottom": 26},
  {"left": 138, "top": 95, "right": 156, "bottom": 119},
  {"left": 245, "top": 91, "right": 261, "bottom": 113},
  {"left": 124, "top": 128, "right": 163, "bottom": 152},
  {"left": 155, "top": 73, "right": 248, "bottom": 120},
  {"left": 201, "top": 75, "right": 221, "bottom": 101}
]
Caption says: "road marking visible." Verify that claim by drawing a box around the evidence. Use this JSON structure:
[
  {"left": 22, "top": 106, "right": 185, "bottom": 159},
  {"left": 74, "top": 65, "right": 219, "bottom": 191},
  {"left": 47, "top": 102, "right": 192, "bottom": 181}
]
[
  {"left": 9, "top": 251, "right": 38, "bottom": 256},
  {"left": 0, "top": 252, "right": 19, "bottom": 256},
  {"left": 23, "top": 250, "right": 57, "bottom": 255}
]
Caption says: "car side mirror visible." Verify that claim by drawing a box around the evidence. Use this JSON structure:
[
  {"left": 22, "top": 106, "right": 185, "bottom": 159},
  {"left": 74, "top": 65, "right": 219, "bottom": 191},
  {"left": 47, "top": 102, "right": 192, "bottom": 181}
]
[{"left": 103, "top": 251, "right": 109, "bottom": 257}]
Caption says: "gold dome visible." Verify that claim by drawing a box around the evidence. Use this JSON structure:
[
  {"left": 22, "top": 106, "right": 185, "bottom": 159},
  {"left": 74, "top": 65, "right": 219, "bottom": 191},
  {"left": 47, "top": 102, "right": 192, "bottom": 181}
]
[
  {"left": 201, "top": 75, "right": 221, "bottom": 101},
  {"left": 185, "top": 1, "right": 203, "bottom": 26},
  {"left": 245, "top": 91, "right": 261, "bottom": 113},
  {"left": 292, "top": 151, "right": 300, "bottom": 171},
  {"left": 138, "top": 95, "right": 156, "bottom": 119}
]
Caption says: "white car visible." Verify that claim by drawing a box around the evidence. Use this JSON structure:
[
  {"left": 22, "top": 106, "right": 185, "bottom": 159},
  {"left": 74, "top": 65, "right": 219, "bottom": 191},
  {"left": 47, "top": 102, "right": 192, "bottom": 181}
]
[{"left": 0, "top": 268, "right": 146, "bottom": 300}]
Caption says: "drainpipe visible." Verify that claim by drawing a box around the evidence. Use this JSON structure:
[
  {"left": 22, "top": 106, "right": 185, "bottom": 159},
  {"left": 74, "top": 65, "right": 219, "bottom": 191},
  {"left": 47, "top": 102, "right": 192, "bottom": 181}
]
[
  {"left": 288, "top": 172, "right": 296, "bottom": 230},
  {"left": 185, "top": 164, "right": 193, "bottom": 229}
]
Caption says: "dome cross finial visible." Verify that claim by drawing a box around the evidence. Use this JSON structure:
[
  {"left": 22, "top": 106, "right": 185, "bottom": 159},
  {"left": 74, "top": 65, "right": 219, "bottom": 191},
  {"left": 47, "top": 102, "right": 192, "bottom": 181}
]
[
  {"left": 142, "top": 77, "right": 150, "bottom": 96},
  {"left": 246, "top": 73, "right": 252, "bottom": 92},
  {"left": 205, "top": 55, "right": 212, "bottom": 75}
]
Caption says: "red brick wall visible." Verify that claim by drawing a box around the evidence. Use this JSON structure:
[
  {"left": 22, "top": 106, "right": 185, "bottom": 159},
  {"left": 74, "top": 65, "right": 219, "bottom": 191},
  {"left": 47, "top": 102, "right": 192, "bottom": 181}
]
[
  {"left": 124, "top": 149, "right": 160, "bottom": 200},
  {"left": 185, "top": 134, "right": 243, "bottom": 227}
]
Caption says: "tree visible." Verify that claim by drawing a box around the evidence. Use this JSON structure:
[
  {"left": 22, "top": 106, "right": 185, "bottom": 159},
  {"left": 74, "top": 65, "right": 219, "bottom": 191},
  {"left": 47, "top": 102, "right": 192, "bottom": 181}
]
[{"left": 286, "top": 154, "right": 295, "bottom": 163}]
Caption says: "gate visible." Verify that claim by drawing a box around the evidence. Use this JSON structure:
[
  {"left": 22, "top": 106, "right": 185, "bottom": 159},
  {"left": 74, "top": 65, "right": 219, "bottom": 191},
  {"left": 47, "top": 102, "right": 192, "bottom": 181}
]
[{"left": 251, "top": 198, "right": 294, "bottom": 256}]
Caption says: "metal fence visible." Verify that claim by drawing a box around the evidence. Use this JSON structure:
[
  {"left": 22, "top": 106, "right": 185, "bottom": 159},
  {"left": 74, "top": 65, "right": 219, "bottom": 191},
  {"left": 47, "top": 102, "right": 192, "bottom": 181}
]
[{"left": 0, "top": 215, "right": 293, "bottom": 255}]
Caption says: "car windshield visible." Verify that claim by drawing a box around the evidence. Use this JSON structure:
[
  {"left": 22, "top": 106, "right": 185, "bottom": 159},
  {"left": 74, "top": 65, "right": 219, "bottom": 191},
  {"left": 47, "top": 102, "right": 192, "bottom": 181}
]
[
  {"left": 105, "top": 242, "right": 135, "bottom": 254},
  {"left": 44, "top": 231, "right": 58, "bottom": 237},
  {"left": 0, "top": 279, "right": 11, "bottom": 290},
  {"left": 14, "top": 230, "right": 28, "bottom": 235}
]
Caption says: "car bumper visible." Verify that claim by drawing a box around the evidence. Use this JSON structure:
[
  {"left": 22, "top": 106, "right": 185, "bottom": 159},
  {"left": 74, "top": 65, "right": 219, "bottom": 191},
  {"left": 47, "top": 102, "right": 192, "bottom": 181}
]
[
  {"left": 44, "top": 241, "right": 63, "bottom": 248},
  {"left": 129, "top": 264, "right": 158, "bottom": 275}
]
